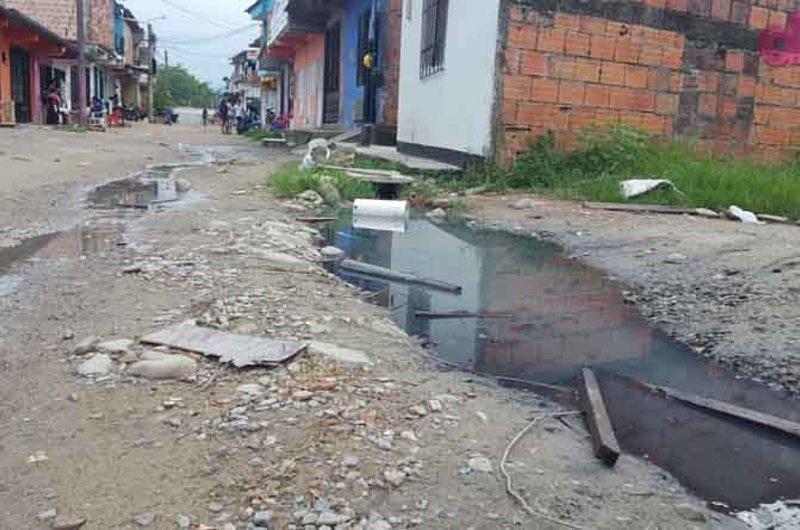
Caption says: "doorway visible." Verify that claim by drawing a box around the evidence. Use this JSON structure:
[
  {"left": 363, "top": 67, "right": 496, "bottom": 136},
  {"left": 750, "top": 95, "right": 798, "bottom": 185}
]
[
  {"left": 323, "top": 22, "right": 341, "bottom": 125},
  {"left": 10, "top": 48, "right": 31, "bottom": 123}
]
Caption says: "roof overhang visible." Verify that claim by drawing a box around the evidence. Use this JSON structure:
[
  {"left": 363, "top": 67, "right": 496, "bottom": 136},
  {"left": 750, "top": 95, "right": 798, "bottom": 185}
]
[{"left": 0, "top": 6, "right": 76, "bottom": 56}]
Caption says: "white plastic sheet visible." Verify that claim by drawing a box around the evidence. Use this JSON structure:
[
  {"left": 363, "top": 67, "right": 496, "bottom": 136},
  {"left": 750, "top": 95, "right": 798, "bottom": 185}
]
[
  {"left": 728, "top": 205, "right": 762, "bottom": 224},
  {"left": 619, "top": 179, "right": 678, "bottom": 199}
]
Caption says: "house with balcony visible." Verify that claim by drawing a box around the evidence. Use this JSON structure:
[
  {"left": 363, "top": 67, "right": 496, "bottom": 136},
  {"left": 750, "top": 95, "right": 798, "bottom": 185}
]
[
  {"left": 228, "top": 47, "right": 262, "bottom": 114},
  {"left": 108, "top": 4, "right": 149, "bottom": 111},
  {"left": 254, "top": 0, "right": 401, "bottom": 141}
]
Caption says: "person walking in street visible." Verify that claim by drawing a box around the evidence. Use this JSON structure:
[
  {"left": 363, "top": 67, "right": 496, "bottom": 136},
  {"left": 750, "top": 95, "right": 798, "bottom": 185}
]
[
  {"left": 202, "top": 107, "right": 209, "bottom": 131},
  {"left": 233, "top": 99, "right": 244, "bottom": 134},
  {"left": 218, "top": 98, "right": 230, "bottom": 134}
]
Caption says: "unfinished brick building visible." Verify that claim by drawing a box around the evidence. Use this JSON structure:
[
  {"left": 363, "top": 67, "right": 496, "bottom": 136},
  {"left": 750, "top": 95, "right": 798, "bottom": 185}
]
[
  {"left": 396, "top": 0, "right": 800, "bottom": 167},
  {"left": 4, "top": 0, "right": 114, "bottom": 48}
]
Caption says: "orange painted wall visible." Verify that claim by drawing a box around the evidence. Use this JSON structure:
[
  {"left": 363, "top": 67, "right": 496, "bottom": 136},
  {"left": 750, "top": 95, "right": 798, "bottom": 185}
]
[
  {"left": 292, "top": 33, "right": 324, "bottom": 130},
  {"left": 0, "top": 29, "right": 10, "bottom": 121}
]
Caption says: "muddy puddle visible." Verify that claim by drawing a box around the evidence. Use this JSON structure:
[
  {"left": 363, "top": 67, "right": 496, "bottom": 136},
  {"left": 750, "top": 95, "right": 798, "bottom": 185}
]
[
  {"left": 322, "top": 212, "right": 800, "bottom": 512},
  {"left": 0, "top": 143, "right": 233, "bottom": 296}
]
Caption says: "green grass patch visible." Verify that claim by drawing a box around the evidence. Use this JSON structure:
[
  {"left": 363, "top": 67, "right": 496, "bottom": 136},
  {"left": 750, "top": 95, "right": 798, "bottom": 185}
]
[
  {"left": 267, "top": 162, "right": 374, "bottom": 203},
  {"left": 466, "top": 126, "right": 800, "bottom": 220}
]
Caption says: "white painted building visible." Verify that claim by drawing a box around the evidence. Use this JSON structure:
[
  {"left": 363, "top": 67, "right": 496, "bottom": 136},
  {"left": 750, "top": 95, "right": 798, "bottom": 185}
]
[{"left": 397, "top": 0, "right": 501, "bottom": 166}]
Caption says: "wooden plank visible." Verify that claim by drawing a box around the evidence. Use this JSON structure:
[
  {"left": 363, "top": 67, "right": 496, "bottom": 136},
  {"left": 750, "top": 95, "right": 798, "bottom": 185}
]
[
  {"left": 339, "top": 259, "right": 462, "bottom": 294},
  {"left": 296, "top": 216, "right": 338, "bottom": 224},
  {"left": 322, "top": 165, "right": 399, "bottom": 176},
  {"left": 345, "top": 171, "right": 415, "bottom": 185},
  {"left": 578, "top": 368, "right": 621, "bottom": 466},
  {"left": 659, "top": 385, "right": 800, "bottom": 439},
  {"left": 582, "top": 202, "right": 694, "bottom": 215},
  {"left": 140, "top": 322, "right": 307, "bottom": 368},
  {"left": 415, "top": 310, "right": 514, "bottom": 320}
]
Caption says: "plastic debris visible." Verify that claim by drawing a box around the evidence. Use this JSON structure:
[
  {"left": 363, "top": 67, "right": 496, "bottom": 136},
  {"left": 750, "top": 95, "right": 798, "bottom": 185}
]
[
  {"left": 299, "top": 138, "right": 331, "bottom": 171},
  {"left": 619, "top": 179, "right": 683, "bottom": 199},
  {"left": 727, "top": 205, "right": 762, "bottom": 224}
]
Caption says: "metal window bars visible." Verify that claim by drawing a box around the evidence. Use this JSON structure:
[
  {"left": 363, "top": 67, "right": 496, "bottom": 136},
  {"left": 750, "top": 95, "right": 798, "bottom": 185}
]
[{"left": 420, "top": 0, "right": 448, "bottom": 78}]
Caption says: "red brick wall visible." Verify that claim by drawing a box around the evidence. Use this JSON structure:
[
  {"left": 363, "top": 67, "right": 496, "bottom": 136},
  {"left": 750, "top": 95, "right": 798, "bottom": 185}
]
[
  {"left": 5, "top": 0, "right": 114, "bottom": 48},
  {"left": 500, "top": 0, "right": 800, "bottom": 165}
]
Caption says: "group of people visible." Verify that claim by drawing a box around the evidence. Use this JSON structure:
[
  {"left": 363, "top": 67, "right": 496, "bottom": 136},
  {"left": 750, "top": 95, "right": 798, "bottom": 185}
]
[
  {"left": 43, "top": 82, "right": 143, "bottom": 126},
  {"left": 216, "top": 96, "right": 258, "bottom": 135}
]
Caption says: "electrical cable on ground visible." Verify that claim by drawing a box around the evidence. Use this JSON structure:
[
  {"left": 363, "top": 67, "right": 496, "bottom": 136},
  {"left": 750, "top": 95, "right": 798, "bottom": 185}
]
[{"left": 500, "top": 411, "right": 585, "bottom": 529}]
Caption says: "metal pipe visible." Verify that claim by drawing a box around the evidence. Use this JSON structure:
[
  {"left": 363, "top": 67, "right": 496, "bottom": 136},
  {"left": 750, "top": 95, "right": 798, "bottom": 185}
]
[{"left": 76, "top": 0, "right": 87, "bottom": 125}]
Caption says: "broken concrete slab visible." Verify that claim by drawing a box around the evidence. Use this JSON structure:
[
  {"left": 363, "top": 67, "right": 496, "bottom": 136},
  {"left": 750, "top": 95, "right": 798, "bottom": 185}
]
[
  {"left": 128, "top": 354, "right": 197, "bottom": 380},
  {"left": 309, "top": 342, "right": 372, "bottom": 366},
  {"left": 140, "top": 322, "right": 307, "bottom": 368},
  {"left": 578, "top": 368, "right": 621, "bottom": 466}
]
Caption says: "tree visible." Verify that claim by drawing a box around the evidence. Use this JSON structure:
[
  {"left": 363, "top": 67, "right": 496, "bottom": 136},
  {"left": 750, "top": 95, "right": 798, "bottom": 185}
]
[{"left": 154, "top": 65, "right": 215, "bottom": 110}]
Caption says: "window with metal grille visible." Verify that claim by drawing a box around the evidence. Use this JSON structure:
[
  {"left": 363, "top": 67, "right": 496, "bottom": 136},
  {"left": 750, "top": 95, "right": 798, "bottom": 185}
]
[{"left": 420, "top": 0, "right": 448, "bottom": 78}]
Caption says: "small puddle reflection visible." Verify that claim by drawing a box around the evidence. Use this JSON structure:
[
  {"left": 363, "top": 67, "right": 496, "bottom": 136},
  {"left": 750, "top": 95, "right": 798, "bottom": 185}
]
[
  {"left": 89, "top": 177, "right": 182, "bottom": 210},
  {"left": 0, "top": 144, "right": 223, "bottom": 296},
  {"left": 322, "top": 213, "right": 800, "bottom": 511}
]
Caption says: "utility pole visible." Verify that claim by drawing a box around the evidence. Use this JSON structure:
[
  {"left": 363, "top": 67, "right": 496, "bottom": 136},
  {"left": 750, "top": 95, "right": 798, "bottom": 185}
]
[
  {"left": 164, "top": 50, "right": 168, "bottom": 70},
  {"left": 147, "top": 22, "right": 155, "bottom": 122},
  {"left": 76, "top": 0, "right": 87, "bottom": 125}
]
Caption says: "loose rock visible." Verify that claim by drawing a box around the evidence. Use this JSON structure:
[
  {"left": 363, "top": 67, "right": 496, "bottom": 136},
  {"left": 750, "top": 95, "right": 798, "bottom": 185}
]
[
  {"left": 52, "top": 516, "right": 87, "bottom": 530},
  {"left": 72, "top": 336, "right": 100, "bottom": 356},
  {"left": 133, "top": 513, "right": 155, "bottom": 526},
  {"left": 128, "top": 354, "right": 197, "bottom": 380},
  {"left": 384, "top": 469, "right": 407, "bottom": 487},
  {"left": 77, "top": 354, "right": 114, "bottom": 377}
]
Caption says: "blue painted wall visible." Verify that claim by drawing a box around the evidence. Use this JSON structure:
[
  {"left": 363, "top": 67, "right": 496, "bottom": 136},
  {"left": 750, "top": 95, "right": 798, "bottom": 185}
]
[{"left": 341, "top": 0, "right": 385, "bottom": 129}]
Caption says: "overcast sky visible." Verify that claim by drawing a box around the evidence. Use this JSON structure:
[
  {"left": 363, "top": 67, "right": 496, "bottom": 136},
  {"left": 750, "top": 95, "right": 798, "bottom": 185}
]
[{"left": 125, "top": 0, "right": 260, "bottom": 88}]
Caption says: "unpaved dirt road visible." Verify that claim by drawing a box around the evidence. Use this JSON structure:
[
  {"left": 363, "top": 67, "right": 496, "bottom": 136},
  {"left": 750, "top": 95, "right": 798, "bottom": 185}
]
[{"left": 0, "top": 125, "right": 742, "bottom": 529}]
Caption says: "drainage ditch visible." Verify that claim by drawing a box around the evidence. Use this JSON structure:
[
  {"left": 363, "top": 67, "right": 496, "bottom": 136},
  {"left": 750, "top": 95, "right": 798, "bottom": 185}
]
[{"left": 322, "top": 212, "right": 800, "bottom": 513}]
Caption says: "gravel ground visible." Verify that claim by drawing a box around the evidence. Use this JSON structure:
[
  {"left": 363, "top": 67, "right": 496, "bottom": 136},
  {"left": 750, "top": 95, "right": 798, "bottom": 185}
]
[{"left": 0, "top": 125, "right": 740, "bottom": 529}]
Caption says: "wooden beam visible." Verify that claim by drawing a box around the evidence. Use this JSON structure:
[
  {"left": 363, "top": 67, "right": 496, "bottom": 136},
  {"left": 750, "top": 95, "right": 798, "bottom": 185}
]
[
  {"left": 415, "top": 310, "right": 515, "bottom": 320},
  {"left": 582, "top": 202, "right": 694, "bottom": 215},
  {"left": 657, "top": 384, "right": 800, "bottom": 439},
  {"left": 578, "top": 368, "right": 621, "bottom": 466}
]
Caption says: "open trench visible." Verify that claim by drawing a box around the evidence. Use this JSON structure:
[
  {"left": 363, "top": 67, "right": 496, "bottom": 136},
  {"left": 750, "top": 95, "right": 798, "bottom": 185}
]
[{"left": 321, "top": 211, "right": 800, "bottom": 515}]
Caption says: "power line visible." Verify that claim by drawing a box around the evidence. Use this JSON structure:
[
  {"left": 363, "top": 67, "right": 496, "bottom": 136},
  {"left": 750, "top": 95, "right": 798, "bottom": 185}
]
[
  {"left": 160, "top": 0, "right": 238, "bottom": 30},
  {"left": 158, "top": 23, "right": 259, "bottom": 45}
]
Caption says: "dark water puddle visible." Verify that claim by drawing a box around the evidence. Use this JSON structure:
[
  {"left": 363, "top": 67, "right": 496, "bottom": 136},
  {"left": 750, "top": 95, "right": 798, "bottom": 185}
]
[{"left": 322, "top": 213, "right": 800, "bottom": 511}]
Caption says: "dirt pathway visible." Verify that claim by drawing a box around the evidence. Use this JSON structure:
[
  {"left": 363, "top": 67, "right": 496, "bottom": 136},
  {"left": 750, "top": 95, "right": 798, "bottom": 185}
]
[{"left": 0, "top": 126, "right": 737, "bottom": 529}]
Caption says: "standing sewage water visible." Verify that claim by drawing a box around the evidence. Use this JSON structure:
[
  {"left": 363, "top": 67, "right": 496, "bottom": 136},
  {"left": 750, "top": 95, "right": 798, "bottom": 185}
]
[{"left": 322, "top": 212, "right": 800, "bottom": 513}]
